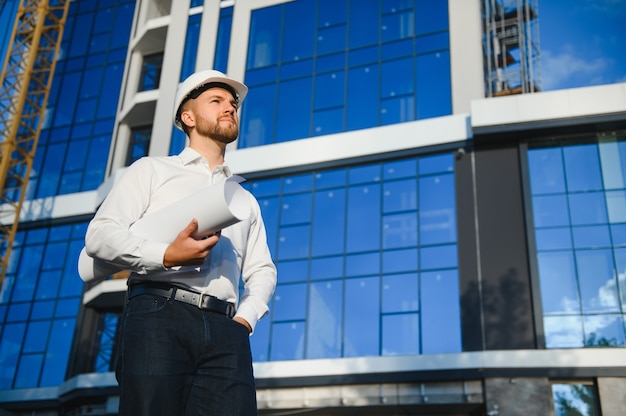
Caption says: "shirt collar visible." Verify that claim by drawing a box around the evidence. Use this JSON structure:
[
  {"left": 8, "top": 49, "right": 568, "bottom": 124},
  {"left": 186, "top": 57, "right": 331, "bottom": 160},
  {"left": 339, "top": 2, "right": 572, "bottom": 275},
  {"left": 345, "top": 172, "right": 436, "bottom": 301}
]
[{"left": 179, "top": 147, "right": 233, "bottom": 177}]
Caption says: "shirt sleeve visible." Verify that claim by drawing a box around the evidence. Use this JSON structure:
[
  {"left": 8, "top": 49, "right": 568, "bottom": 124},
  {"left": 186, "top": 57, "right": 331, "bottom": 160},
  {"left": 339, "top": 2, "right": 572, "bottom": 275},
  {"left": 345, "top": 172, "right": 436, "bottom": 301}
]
[
  {"left": 84, "top": 158, "right": 169, "bottom": 276},
  {"left": 234, "top": 194, "right": 277, "bottom": 334}
]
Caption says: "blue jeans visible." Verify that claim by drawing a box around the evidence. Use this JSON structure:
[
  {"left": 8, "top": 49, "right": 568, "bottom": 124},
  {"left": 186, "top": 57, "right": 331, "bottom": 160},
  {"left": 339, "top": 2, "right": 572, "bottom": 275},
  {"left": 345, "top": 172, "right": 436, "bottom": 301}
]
[{"left": 116, "top": 293, "right": 257, "bottom": 415}]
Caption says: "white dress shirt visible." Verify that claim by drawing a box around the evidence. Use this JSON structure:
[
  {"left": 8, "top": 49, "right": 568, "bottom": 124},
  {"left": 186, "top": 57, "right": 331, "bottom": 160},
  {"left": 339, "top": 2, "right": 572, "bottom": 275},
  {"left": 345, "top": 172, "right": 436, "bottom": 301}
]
[{"left": 85, "top": 147, "right": 277, "bottom": 331}]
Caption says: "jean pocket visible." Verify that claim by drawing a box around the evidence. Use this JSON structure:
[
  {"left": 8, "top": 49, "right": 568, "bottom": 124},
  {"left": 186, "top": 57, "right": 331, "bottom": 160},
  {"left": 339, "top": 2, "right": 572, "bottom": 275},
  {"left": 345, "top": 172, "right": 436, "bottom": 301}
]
[{"left": 125, "top": 294, "right": 169, "bottom": 317}]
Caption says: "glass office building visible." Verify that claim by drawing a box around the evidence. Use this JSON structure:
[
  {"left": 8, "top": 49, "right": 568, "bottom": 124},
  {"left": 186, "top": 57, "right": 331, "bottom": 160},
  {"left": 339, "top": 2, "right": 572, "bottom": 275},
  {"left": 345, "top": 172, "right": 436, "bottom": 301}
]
[{"left": 0, "top": 0, "right": 625, "bottom": 414}]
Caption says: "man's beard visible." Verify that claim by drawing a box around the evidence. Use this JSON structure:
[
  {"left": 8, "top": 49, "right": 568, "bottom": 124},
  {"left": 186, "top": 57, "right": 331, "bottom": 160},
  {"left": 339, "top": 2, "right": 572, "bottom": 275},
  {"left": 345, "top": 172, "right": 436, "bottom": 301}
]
[{"left": 196, "top": 115, "right": 239, "bottom": 144}]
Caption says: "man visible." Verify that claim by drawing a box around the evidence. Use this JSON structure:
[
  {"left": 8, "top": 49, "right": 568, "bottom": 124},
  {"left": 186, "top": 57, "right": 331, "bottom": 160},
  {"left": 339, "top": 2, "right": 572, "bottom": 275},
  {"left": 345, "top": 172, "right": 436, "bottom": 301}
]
[{"left": 84, "top": 70, "right": 277, "bottom": 415}]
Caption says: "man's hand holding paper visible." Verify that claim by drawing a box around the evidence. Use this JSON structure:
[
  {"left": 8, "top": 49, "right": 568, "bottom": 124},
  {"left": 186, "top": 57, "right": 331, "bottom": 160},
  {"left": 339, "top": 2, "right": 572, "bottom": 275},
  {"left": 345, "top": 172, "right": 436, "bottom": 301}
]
[{"left": 78, "top": 177, "right": 250, "bottom": 281}]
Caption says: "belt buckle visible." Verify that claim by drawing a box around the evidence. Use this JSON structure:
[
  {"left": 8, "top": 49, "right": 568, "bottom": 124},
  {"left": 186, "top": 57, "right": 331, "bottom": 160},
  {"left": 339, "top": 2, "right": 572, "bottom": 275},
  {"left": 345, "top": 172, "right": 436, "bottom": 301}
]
[{"left": 197, "top": 292, "right": 210, "bottom": 309}]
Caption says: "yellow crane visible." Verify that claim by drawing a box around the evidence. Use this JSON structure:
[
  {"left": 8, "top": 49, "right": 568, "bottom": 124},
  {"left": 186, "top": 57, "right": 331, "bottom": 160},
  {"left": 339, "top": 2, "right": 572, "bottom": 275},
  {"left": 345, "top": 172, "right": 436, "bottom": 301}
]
[{"left": 0, "top": 0, "right": 70, "bottom": 286}]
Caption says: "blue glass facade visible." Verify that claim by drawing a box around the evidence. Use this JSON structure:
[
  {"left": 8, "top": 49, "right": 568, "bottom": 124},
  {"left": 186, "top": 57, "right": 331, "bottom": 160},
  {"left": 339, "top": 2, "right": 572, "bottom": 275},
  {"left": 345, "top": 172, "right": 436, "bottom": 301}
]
[
  {"left": 0, "top": 0, "right": 134, "bottom": 390},
  {"left": 246, "top": 153, "right": 461, "bottom": 361},
  {"left": 528, "top": 134, "right": 626, "bottom": 348},
  {"left": 240, "top": 0, "right": 451, "bottom": 148},
  {"left": 0, "top": 222, "right": 86, "bottom": 389},
  {"left": 0, "top": 0, "right": 624, "bottom": 412},
  {"left": 31, "top": 0, "right": 133, "bottom": 199}
]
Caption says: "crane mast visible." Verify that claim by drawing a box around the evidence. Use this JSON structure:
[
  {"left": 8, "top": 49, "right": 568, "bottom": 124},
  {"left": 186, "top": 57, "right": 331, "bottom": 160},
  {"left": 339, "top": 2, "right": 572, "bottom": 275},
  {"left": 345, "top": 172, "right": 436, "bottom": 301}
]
[{"left": 0, "top": 0, "right": 70, "bottom": 286}]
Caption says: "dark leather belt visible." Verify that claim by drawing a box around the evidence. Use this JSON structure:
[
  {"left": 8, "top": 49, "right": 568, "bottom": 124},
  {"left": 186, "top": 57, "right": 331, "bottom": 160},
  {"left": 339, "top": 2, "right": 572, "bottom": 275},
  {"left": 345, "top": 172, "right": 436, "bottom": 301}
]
[{"left": 128, "top": 282, "right": 236, "bottom": 318}]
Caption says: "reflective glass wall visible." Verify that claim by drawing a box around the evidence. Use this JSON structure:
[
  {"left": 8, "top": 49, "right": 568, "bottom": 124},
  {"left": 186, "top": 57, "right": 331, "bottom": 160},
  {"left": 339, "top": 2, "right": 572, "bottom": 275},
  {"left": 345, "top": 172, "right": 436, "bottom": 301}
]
[
  {"left": 246, "top": 152, "right": 461, "bottom": 361},
  {"left": 240, "top": 0, "right": 451, "bottom": 148},
  {"left": 0, "top": 0, "right": 135, "bottom": 390},
  {"left": 528, "top": 132, "right": 626, "bottom": 348},
  {"left": 31, "top": 0, "right": 134, "bottom": 199},
  {"left": 0, "top": 221, "right": 88, "bottom": 389}
]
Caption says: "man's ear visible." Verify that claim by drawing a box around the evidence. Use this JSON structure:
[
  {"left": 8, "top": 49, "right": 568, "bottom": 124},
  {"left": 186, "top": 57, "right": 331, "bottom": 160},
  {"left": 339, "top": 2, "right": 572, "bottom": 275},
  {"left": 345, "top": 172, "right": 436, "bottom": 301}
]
[{"left": 180, "top": 109, "right": 195, "bottom": 129}]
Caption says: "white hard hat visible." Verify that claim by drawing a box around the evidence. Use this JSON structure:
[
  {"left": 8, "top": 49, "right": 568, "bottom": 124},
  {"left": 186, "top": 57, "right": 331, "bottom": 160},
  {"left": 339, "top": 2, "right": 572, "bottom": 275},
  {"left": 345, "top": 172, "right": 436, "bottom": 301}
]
[{"left": 173, "top": 69, "right": 248, "bottom": 130}]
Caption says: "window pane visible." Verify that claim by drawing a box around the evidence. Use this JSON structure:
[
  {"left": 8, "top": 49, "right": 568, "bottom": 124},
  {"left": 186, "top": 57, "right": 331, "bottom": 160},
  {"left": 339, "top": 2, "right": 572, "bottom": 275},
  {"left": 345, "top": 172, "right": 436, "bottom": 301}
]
[
  {"left": 23, "top": 321, "right": 51, "bottom": 353},
  {"left": 552, "top": 383, "right": 600, "bottom": 416},
  {"left": 311, "top": 256, "right": 343, "bottom": 280},
  {"left": 416, "top": 51, "right": 451, "bottom": 119},
  {"left": 273, "top": 283, "right": 308, "bottom": 321},
  {"left": 528, "top": 148, "right": 565, "bottom": 194},
  {"left": 420, "top": 244, "right": 457, "bottom": 270},
  {"left": 346, "top": 252, "right": 379, "bottom": 277},
  {"left": 276, "top": 260, "right": 309, "bottom": 283},
  {"left": 584, "top": 315, "right": 625, "bottom": 347},
  {"left": 306, "top": 280, "right": 343, "bottom": 358},
  {"left": 317, "top": 25, "right": 346, "bottom": 55},
  {"left": 247, "top": 6, "right": 281, "bottom": 69},
  {"left": 383, "top": 212, "right": 418, "bottom": 249},
  {"left": 214, "top": 6, "right": 233, "bottom": 73},
  {"left": 421, "top": 270, "right": 462, "bottom": 354},
  {"left": 240, "top": 84, "right": 276, "bottom": 147},
  {"left": 384, "top": 159, "right": 416, "bottom": 180},
  {"left": 282, "top": 0, "right": 315, "bottom": 61},
  {"left": 568, "top": 192, "right": 607, "bottom": 225},
  {"left": 382, "top": 273, "right": 418, "bottom": 313},
  {"left": 564, "top": 145, "right": 603, "bottom": 192},
  {"left": 544, "top": 316, "right": 584, "bottom": 348},
  {"left": 537, "top": 251, "right": 580, "bottom": 314},
  {"left": 319, "top": 0, "right": 347, "bottom": 26},
  {"left": 382, "top": 313, "right": 419, "bottom": 355},
  {"left": 346, "top": 184, "right": 381, "bottom": 252},
  {"left": 40, "top": 318, "right": 75, "bottom": 387},
  {"left": 576, "top": 250, "right": 619, "bottom": 313},
  {"left": 35, "top": 271, "right": 61, "bottom": 301},
  {"left": 14, "top": 354, "right": 43, "bottom": 388},
  {"left": 348, "top": 4, "right": 379, "bottom": 48},
  {"left": 381, "top": 95, "right": 415, "bottom": 125},
  {"left": 599, "top": 140, "right": 626, "bottom": 190},
  {"left": 283, "top": 174, "right": 313, "bottom": 194},
  {"left": 278, "top": 225, "right": 310, "bottom": 260},
  {"left": 346, "top": 65, "right": 379, "bottom": 130},
  {"left": 314, "top": 168, "right": 346, "bottom": 189},
  {"left": 415, "top": 0, "right": 448, "bottom": 35},
  {"left": 382, "top": 57, "right": 414, "bottom": 98},
  {"left": 419, "top": 173, "right": 456, "bottom": 245},
  {"left": 314, "top": 71, "right": 345, "bottom": 110},
  {"left": 280, "top": 193, "right": 311, "bottom": 225},
  {"left": 180, "top": 16, "right": 200, "bottom": 82},
  {"left": 270, "top": 322, "right": 305, "bottom": 361},
  {"left": 312, "top": 189, "right": 346, "bottom": 256},
  {"left": 606, "top": 190, "right": 626, "bottom": 223},
  {"left": 382, "top": 10, "right": 414, "bottom": 42},
  {"left": 382, "top": 248, "right": 418, "bottom": 274},
  {"left": 313, "top": 107, "right": 343, "bottom": 136},
  {"left": 140, "top": 53, "right": 163, "bottom": 91},
  {"left": 532, "top": 195, "right": 570, "bottom": 227},
  {"left": 383, "top": 178, "right": 416, "bottom": 213},
  {"left": 344, "top": 277, "right": 380, "bottom": 357},
  {"left": 572, "top": 225, "right": 611, "bottom": 249},
  {"left": 275, "top": 77, "right": 312, "bottom": 141}
]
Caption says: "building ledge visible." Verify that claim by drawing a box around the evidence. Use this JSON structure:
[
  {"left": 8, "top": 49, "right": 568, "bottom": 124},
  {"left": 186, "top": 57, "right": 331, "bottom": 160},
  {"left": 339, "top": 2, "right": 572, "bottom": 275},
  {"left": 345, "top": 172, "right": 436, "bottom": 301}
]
[
  {"left": 3, "top": 349, "right": 625, "bottom": 408},
  {"left": 471, "top": 82, "right": 626, "bottom": 135}
]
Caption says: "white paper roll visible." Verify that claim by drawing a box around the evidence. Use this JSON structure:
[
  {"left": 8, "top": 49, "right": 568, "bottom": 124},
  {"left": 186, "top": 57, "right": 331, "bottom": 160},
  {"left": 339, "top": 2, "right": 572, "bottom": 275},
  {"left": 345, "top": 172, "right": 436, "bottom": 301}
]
[{"left": 78, "top": 177, "right": 250, "bottom": 282}]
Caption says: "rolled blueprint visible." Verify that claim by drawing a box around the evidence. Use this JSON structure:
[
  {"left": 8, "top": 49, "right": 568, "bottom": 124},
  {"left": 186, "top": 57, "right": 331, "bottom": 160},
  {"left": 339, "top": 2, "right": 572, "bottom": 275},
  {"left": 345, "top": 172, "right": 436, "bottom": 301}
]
[{"left": 78, "top": 176, "right": 250, "bottom": 282}]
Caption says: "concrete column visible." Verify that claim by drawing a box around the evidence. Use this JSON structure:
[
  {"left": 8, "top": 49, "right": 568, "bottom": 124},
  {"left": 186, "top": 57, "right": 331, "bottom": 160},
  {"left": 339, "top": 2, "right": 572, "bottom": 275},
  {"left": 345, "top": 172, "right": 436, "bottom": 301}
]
[
  {"left": 484, "top": 377, "right": 554, "bottom": 416},
  {"left": 597, "top": 377, "right": 626, "bottom": 416}
]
